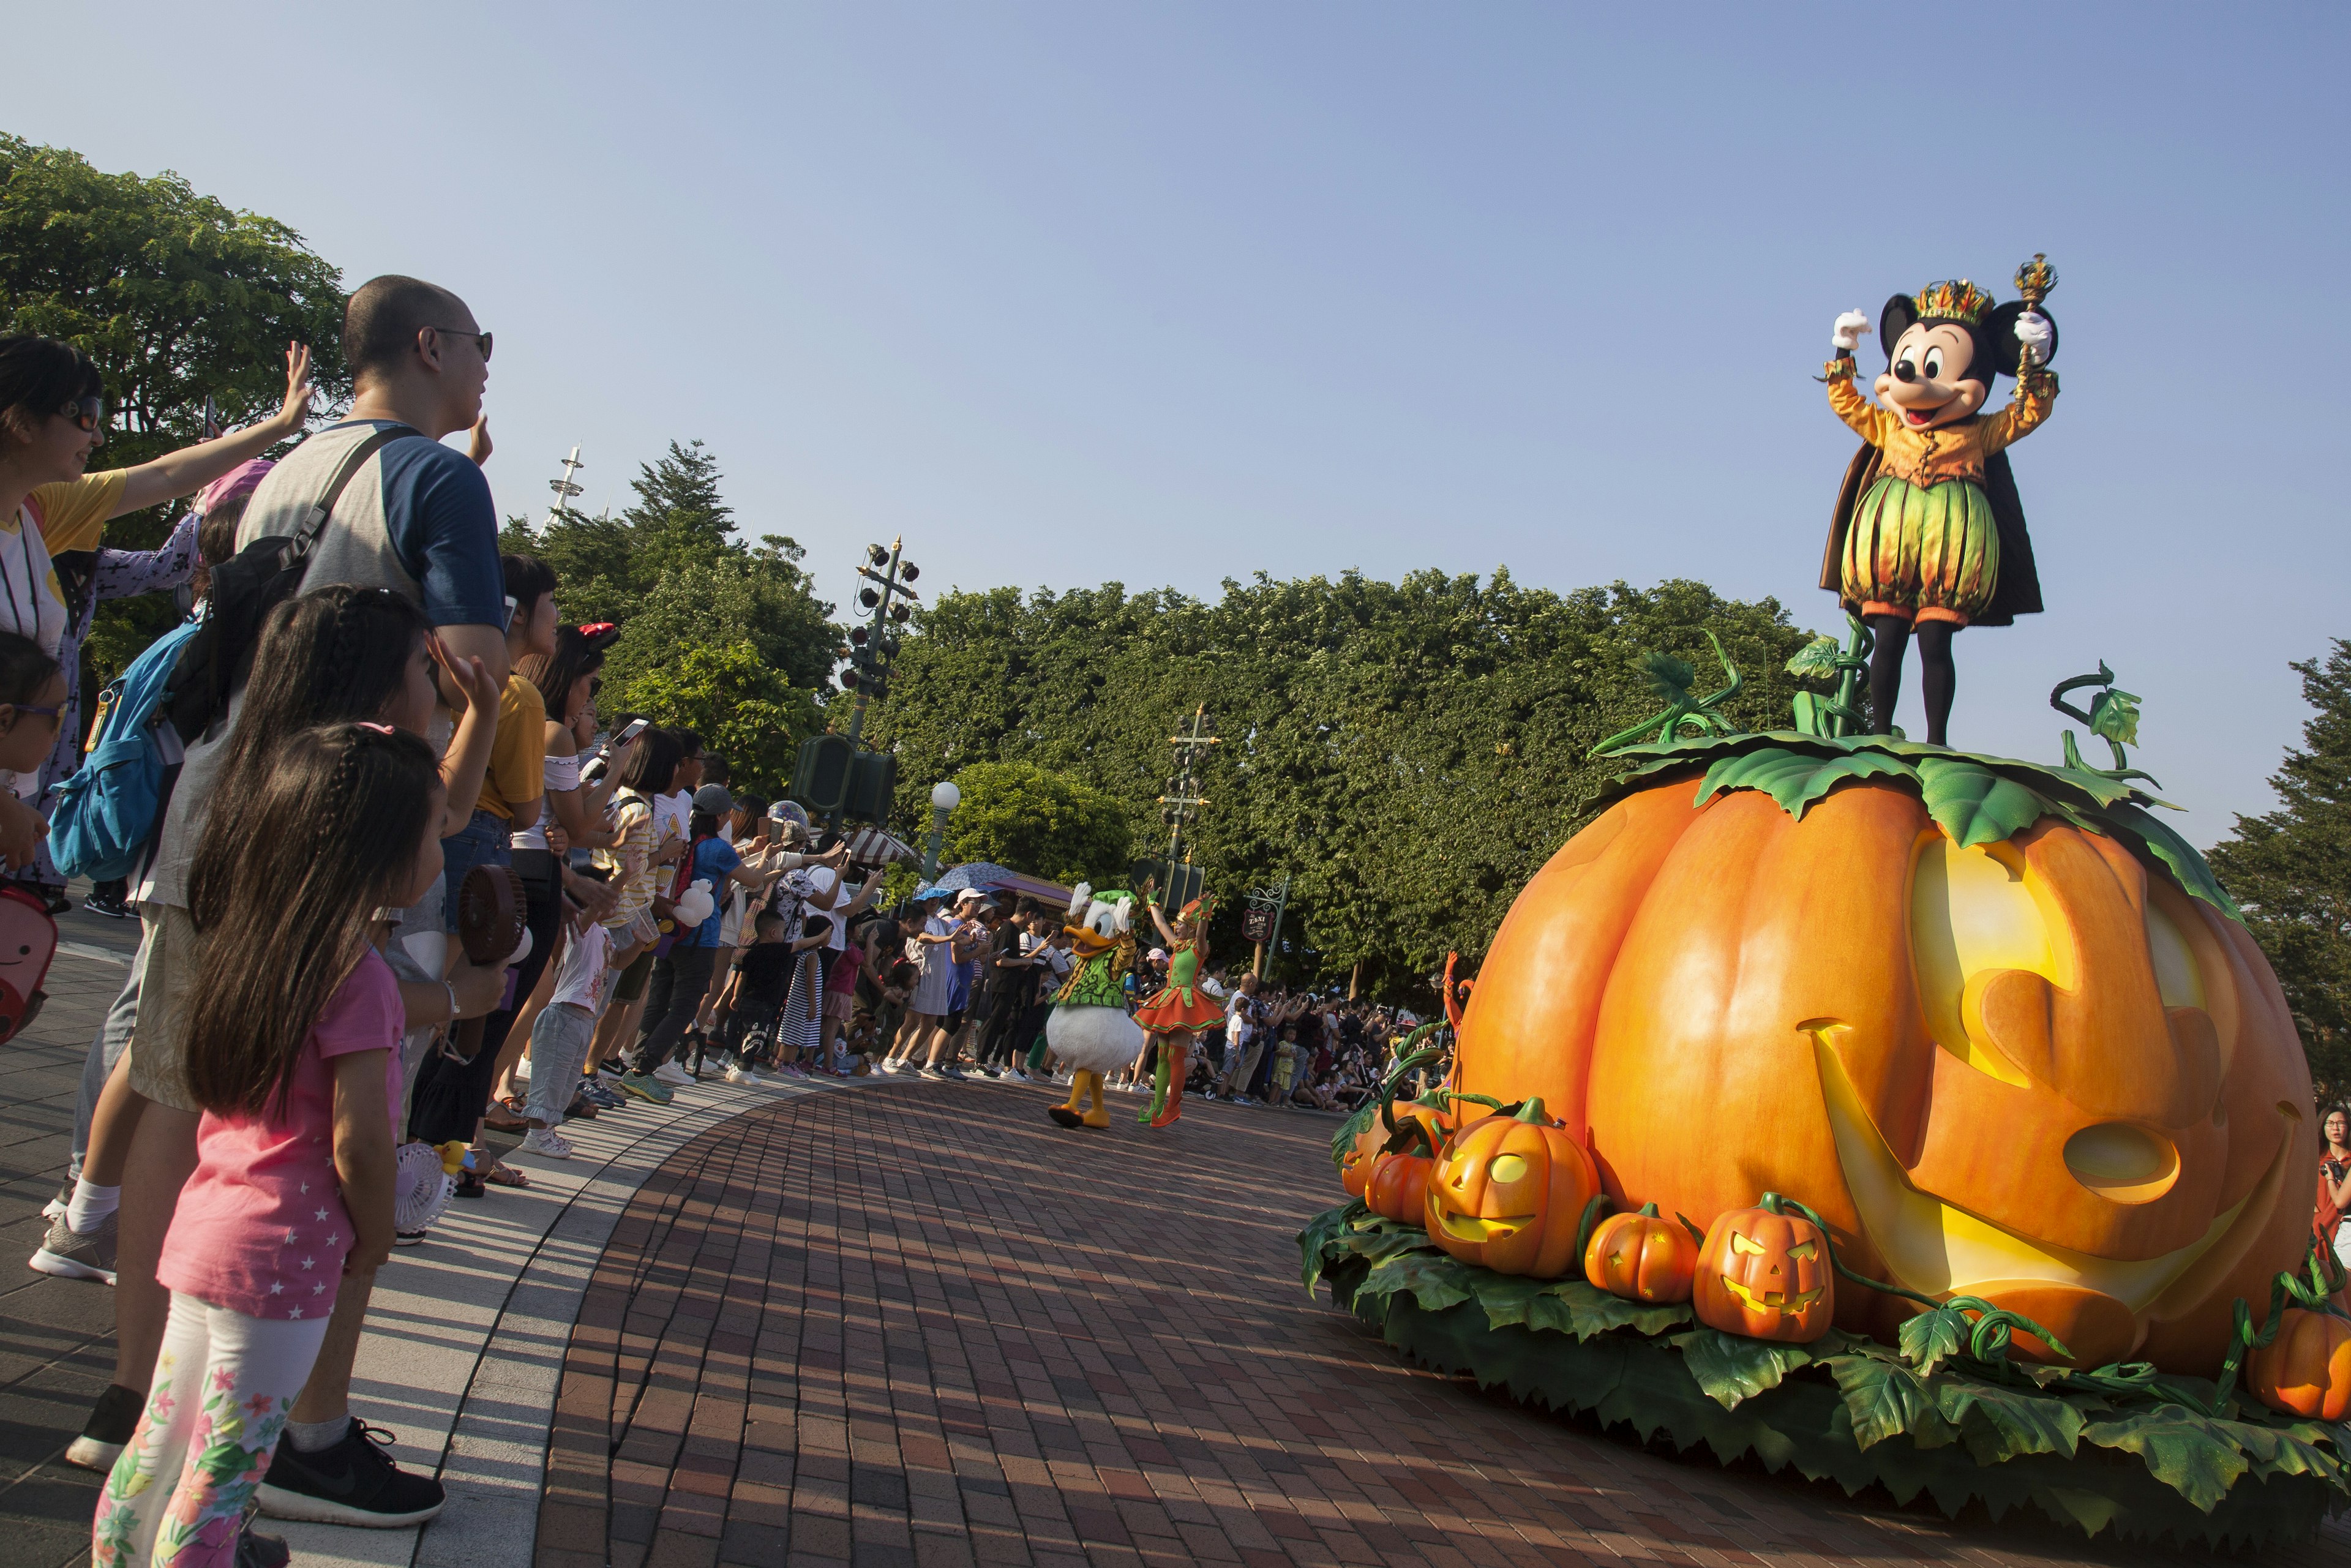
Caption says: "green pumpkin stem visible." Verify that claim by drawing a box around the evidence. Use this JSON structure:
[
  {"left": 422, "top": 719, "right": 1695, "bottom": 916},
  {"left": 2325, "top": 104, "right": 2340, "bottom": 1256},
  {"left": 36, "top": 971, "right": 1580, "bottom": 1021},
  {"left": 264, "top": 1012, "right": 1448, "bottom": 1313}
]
[
  {"left": 1637, "top": 1202, "right": 1659, "bottom": 1218},
  {"left": 1512, "top": 1097, "right": 1549, "bottom": 1125}
]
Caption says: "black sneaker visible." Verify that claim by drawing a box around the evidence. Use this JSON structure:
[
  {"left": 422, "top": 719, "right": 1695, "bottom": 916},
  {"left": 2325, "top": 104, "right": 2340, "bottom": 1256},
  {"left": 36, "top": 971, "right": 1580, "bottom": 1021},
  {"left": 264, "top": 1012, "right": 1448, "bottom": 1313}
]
[
  {"left": 255, "top": 1417, "right": 446, "bottom": 1526},
  {"left": 235, "top": 1527, "right": 291, "bottom": 1568},
  {"left": 393, "top": 1229, "right": 428, "bottom": 1247},
  {"left": 64, "top": 1382, "right": 144, "bottom": 1471},
  {"left": 82, "top": 890, "right": 132, "bottom": 920}
]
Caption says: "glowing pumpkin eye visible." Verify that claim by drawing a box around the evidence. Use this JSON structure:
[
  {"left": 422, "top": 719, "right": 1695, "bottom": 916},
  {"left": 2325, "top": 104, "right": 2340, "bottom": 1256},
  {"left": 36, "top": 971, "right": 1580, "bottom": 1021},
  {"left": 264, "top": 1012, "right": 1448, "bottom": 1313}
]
[
  {"left": 1731, "top": 1232, "right": 1767, "bottom": 1256},
  {"left": 1487, "top": 1154, "right": 1529, "bottom": 1183},
  {"left": 1788, "top": 1240, "right": 1816, "bottom": 1261}
]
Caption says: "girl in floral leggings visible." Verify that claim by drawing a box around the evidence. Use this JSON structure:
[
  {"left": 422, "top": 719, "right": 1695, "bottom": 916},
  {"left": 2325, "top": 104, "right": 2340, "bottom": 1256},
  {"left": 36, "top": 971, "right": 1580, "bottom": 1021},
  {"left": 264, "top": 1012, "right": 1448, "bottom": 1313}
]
[{"left": 94, "top": 724, "right": 440, "bottom": 1567}]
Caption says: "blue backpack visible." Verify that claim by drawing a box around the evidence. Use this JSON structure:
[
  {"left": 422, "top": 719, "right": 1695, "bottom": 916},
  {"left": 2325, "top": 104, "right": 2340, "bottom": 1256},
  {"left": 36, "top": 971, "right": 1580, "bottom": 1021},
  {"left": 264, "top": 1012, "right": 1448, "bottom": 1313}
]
[{"left": 48, "top": 618, "right": 201, "bottom": 882}]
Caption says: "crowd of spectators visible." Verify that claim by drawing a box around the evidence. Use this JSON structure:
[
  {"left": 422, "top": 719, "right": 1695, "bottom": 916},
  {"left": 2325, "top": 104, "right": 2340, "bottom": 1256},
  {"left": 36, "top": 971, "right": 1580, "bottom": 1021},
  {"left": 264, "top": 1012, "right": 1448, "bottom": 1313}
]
[{"left": 0, "top": 279, "right": 1429, "bottom": 1568}]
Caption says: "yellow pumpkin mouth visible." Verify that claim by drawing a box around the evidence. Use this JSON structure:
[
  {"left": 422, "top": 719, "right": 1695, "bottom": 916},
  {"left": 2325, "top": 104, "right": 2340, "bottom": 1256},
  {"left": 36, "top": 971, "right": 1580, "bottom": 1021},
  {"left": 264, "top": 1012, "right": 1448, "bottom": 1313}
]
[
  {"left": 1716, "top": 1275, "right": 1824, "bottom": 1314},
  {"left": 1434, "top": 1210, "right": 1532, "bottom": 1242},
  {"left": 1809, "top": 1030, "right": 2293, "bottom": 1315}
]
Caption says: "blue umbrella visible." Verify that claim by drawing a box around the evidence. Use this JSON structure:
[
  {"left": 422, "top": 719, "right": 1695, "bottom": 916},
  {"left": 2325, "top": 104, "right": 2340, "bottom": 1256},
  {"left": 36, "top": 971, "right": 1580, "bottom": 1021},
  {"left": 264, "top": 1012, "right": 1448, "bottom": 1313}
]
[{"left": 913, "top": 861, "right": 1018, "bottom": 898}]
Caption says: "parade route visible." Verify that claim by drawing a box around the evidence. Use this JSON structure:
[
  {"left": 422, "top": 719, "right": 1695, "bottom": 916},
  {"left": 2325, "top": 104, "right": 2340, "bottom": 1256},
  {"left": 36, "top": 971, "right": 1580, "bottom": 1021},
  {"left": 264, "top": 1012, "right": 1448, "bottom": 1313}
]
[{"left": 9, "top": 926, "right": 2351, "bottom": 1567}]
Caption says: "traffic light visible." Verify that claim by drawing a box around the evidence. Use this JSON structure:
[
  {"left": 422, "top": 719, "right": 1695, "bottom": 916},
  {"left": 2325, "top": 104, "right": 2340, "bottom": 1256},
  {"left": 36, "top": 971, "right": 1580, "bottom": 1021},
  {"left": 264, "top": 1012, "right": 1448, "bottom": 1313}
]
[{"left": 792, "top": 733, "right": 855, "bottom": 814}]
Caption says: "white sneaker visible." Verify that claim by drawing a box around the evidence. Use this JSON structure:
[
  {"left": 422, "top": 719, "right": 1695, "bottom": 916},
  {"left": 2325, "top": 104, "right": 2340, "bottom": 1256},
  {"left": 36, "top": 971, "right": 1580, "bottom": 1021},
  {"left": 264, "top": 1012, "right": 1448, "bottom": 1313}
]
[
  {"left": 879, "top": 1059, "right": 904, "bottom": 1075},
  {"left": 654, "top": 1062, "right": 694, "bottom": 1087},
  {"left": 519, "top": 1127, "right": 574, "bottom": 1159},
  {"left": 724, "top": 1063, "right": 758, "bottom": 1086}
]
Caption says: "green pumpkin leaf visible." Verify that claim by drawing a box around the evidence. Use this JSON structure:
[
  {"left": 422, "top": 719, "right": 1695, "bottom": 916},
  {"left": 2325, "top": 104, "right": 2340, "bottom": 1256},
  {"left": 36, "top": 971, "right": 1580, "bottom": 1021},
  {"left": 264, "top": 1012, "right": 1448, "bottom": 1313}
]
[
  {"left": 1896, "top": 1306, "right": 1970, "bottom": 1378},
  {"left": 1559, "top": 1278, "right": 1692, "bottom": 1339},
  {"left": 1297, "top": 1201, "right": 1367, "bottom": 1296},
  {"left": 1638, "top": 650, "right": 1697, "bottom": 702},
  {"left": 1360, "top": 1250, "right": 1477, "bottom": 1314},
  {"left": 1670, "top": 1329, "right": 1813, "bottom": 1410},
  {"left": 1935, "top": 1377, "right": 2084, "bottom": 1463},
  {"left": 2089, "top": 687, "right": 2142, "bottom": 749},
  {"left": 2102, "top": 802, "right": 2244, "bottom": 921},
  {"left": 1914, "top": 756, "right": 2050, "bottom": 848},
  {"left": 1695, "top": 747, "right": 1919, "bottom": 821},
  {"left": 2079, "top": 1405, "right": 2250, "bottom": 1512},
  {"left": 1785, "top": 636, "right": 1842, "bottom": 683},
  {"left": 1331, "top": 1100, "right": 1377, "bottom": 1172},
  {"left": 2226, "top": 1419, "right": 2343, "bottom": 1485},
  {"left": 1823, "top": 1354, "right": 1956, "bottom": 1451}
]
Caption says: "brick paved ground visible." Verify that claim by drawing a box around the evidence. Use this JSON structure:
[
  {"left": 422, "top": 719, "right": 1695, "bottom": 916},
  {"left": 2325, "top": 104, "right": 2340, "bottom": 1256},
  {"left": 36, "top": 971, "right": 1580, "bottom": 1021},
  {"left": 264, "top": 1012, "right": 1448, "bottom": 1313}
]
[{"left": 534, "top": 1079, "right": 2351, "bottom": 1568}]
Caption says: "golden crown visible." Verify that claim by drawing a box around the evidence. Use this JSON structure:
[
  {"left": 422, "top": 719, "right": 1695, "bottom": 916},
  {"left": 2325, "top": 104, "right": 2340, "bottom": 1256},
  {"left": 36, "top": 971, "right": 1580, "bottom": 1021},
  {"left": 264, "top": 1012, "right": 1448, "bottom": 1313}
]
[{"left": 1914, "top": 279, "right": 1997, "bottom": 326}]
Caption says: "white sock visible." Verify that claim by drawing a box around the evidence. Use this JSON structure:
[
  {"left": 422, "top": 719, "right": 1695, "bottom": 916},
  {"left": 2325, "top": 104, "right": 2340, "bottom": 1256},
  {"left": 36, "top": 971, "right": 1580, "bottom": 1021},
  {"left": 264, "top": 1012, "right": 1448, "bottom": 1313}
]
[
  {"left": 66, "top": 1179, "right": 119, "bottom": 1235},
  {"left": 287, "top": 1415, "right": 350, "bottom": 1454}
]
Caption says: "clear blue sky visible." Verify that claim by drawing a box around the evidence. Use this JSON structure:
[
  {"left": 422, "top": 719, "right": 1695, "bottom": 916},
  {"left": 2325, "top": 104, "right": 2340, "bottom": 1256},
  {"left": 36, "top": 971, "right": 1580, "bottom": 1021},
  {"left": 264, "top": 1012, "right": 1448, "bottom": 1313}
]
[{"left": 15, "top": 4, "right": 2347, "bottom": 843}]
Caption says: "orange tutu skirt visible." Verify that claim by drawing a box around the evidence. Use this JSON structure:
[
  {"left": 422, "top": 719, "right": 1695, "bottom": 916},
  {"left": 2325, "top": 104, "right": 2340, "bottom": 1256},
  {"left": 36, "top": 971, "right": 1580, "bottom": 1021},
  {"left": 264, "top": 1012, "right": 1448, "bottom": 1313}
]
[{"left": 1131, "top": 985, "right": 1223, "bottom": 1035}]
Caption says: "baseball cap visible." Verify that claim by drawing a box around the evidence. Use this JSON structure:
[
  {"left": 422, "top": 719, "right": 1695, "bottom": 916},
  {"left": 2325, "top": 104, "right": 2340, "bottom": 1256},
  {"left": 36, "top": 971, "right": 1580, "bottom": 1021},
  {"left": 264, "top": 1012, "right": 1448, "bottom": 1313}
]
[{"left": 692, "top": 783, "right": 733, "bottom": 816}]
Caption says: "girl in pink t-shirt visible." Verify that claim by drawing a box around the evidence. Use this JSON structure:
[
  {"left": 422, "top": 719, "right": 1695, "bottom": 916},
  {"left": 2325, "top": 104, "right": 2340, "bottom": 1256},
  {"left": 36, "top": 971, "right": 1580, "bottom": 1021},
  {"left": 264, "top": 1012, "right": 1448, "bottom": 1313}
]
[{"left": 94, "top": 724, "right": 446, "bottom": 1568}]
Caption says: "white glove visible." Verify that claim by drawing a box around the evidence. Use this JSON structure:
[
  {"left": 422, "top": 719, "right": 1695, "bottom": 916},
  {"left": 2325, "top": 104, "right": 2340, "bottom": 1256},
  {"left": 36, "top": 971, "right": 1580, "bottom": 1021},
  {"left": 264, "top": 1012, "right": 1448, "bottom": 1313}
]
[
  {"left": 2014, "top": 310, "right": 2053, "bottom": 365},
  {"left": 1831, "top": 310, "right": 1870, "bottom": 352}
]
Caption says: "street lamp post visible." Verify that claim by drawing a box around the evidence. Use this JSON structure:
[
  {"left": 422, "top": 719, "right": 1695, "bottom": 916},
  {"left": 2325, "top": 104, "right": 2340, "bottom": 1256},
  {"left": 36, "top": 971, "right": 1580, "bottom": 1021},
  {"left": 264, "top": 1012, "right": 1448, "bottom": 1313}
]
[{"left": 921, "top": 779, "right": 960, "bottom": 883}]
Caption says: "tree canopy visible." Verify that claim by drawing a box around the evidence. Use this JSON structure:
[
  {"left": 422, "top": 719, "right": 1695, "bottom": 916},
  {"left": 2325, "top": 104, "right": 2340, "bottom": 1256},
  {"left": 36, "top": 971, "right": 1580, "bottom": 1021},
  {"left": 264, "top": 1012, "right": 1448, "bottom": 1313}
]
[
  {"left": 1, "top": 132, "right": 349, "bottom": 689},
  {"left": 500, "top": 440, "right": 838, "bottom": 791},
  {"left": 939, "top": 760, "right": 1133, "bottom": 887},
  {"left": 864, "top": 571, "right": 1813, "bottom": 998},
  {"left": 2210, "top": 641, "right": 2351, "bottom": 1102}
]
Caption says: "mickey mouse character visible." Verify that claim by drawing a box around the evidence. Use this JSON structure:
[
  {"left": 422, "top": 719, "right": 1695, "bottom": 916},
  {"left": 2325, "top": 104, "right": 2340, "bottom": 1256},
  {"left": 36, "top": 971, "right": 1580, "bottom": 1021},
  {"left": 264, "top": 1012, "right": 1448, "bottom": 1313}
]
[{"left": 1819, "top": 274, "right": 2057, "bottom": 745}]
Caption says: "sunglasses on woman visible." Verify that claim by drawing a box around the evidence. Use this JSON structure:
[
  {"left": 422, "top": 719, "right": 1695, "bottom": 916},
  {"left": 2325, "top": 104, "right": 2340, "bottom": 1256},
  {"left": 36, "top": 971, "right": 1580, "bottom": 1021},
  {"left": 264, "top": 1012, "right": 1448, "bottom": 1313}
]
[{"left": 56, "top": 396, "right": 103, "bottom": 433}]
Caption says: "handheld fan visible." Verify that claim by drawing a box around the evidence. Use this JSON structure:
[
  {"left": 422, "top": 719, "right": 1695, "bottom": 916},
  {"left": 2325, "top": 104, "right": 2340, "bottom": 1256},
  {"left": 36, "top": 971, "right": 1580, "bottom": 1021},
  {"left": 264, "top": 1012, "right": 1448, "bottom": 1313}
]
[{"left": 392, "top": 1139, "right": 469, "bottom": 1232}]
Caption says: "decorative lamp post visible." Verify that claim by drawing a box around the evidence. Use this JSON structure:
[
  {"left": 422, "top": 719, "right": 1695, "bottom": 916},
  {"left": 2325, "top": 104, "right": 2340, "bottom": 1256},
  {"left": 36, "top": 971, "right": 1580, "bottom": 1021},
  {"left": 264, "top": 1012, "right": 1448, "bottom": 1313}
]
[{"left": 921, "top": 779, "right": 961, "bottom": 883}]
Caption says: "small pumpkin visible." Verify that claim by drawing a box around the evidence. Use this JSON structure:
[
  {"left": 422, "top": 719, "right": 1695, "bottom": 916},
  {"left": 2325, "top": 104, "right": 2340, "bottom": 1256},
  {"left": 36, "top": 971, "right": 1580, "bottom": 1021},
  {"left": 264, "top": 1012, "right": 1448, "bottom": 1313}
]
[
  {"left": 1339, "top": 1124, "right": 1382, "bottom": 1198},
  {"left": 1695, "top": 1198, "right": 1835, "bottom": 1343},
  {"left": 1583, "top": 1202, "right": 1700, "bottom": 1304},
  {"left": 1423, "top": 1098, "right": 1600, "bottom": 1277},
  {"left": 1366, "top": 1141, "right": 1436, "bottom": 1223},
  {"left": 2248, "top": 1308, "right": 2351, "bottom": 1421}
]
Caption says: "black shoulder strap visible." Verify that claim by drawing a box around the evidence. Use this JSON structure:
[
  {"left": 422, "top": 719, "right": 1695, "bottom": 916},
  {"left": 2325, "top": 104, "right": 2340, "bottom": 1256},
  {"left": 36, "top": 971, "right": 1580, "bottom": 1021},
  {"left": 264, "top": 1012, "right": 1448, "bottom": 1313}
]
[{"left": 287, "top": 424, "right": 418, "bottom": 563}]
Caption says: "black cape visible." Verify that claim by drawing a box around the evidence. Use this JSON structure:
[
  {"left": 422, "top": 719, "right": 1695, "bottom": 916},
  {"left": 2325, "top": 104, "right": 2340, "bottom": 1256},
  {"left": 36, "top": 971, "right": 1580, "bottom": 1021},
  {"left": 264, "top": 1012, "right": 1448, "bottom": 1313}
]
[{"left": 1820, "top": 437, "right": 2044, "bottom": 628}]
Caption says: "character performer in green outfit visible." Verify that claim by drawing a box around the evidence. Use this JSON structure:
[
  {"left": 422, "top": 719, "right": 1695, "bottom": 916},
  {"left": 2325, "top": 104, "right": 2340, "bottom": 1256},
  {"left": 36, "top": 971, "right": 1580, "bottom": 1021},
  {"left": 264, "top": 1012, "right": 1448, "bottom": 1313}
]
[
  {"left": 1132, "top": 894, "right": 1220, "bottom": 1128},
  {"left": 1820, "top": 258, "right": 2059, "bottom": 745},
  {"left": 1043, "top": 885, "right": 1145, "bottom": 1129}
]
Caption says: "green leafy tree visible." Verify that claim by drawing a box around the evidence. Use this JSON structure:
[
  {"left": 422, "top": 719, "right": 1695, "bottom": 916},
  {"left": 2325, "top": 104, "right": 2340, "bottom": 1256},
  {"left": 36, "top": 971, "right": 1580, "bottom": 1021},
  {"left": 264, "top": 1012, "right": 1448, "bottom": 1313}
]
[
  {"left": 0, "top": 133, "right": 349, "bottom": 694},
  {"left": 501, "top": 440, "right": 839, "bottom": 792},
  {"left": 2210, "top": 642, "right": 2351, "bottom": 1103},
  {"left": 941, "top": 760, "right": 1133, "bottom": 885},
  {"left": 866, "top": 571, "right": 1813, "bottom": 999},
  {"left": 610, "top": 640, "right": 816, "bottom": 790}
]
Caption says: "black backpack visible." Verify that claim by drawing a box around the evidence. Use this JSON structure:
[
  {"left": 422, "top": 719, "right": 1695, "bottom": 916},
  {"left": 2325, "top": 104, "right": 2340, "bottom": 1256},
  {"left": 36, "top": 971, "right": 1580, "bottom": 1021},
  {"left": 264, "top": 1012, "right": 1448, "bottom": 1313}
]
[{"left": 162, "top": 424, "right": 413, "bottom": 742}]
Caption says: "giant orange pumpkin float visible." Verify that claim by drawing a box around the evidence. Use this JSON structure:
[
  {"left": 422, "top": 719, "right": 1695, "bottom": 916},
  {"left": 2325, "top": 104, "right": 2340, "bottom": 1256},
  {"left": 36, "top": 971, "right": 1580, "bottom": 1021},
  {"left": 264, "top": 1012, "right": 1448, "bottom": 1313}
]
[{"left": 1451, "top": 762, "right": 2316, "bottom": 1375}]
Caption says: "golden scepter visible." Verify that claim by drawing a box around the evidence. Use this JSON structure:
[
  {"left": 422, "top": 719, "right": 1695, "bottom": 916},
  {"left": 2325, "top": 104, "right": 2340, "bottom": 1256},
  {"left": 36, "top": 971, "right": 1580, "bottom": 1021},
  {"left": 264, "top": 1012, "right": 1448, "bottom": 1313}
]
[{"left": 2014, "top": 253, "right": 2057, "bottom": 390}]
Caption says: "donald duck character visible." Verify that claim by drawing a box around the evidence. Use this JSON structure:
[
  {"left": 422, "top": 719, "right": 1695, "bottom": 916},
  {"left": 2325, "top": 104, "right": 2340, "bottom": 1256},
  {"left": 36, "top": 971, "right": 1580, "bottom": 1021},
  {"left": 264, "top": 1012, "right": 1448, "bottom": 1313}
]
[{"left": 1044, "top": 884, "right": 1146, "bottom": 1129}]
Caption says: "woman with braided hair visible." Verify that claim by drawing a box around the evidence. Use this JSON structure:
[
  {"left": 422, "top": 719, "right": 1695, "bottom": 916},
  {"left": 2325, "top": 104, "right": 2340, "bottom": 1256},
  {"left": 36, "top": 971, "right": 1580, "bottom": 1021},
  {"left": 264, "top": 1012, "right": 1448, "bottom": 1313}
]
[{"left": 44, "top": 585, "right": 503, "bottom": 1504}]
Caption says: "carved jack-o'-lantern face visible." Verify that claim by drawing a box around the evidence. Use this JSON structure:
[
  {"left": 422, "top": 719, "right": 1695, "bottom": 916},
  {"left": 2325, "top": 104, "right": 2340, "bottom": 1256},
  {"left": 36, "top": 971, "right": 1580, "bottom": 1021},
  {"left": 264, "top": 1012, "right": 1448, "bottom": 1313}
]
[
  {"left": 1423, "top": 1100, "right": 1599, "bottom": 1278},
  {"left": 1452, "top": 781, "right": 2317, "bottom": 1375},
  {"left": 1695, "top": 1206, "right": 1835, "bottom": 1342}
]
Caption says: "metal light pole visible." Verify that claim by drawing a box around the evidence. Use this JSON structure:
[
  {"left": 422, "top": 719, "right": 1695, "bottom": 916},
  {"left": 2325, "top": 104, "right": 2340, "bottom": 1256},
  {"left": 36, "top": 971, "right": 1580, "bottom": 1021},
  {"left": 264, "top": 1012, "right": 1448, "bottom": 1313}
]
[
  {"left": 1244, "top": 875, "right": 1290, "bottom": 980},
  {"left": 828, "top": 538, "right": 922, "bottom": 836},
  {"left": 1155, "top": 705, "right": 1218, "bottom": 909},
  {"left": 921, "top": 779, "right": 960, "bottom": 883},
  {"left": 545, "top": 445, "right": 585, "bottom": 525}
]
